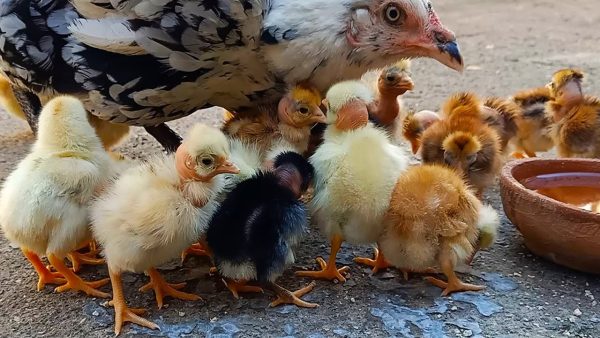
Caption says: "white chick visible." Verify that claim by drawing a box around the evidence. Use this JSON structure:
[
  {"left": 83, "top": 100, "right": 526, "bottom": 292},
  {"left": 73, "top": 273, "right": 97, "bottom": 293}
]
[
  {"left": 91, "top": 123, "right": 239, "bottom": 335},
  {"left": 296, "top": 81, "right": 409, "bottom": 283},
  {"left": 0, "top": 96, "right": 115, "bottom": 297}
]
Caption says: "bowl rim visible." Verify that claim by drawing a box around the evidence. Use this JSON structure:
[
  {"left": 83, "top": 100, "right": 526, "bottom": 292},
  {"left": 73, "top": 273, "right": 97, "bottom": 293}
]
[{"left": 501, "top": 158, "right": 600, "bottom": 220}]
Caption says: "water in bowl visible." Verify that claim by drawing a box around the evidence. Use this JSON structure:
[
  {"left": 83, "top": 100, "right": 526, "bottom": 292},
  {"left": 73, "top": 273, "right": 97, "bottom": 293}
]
[{"left": 520, "top": 172, "right": 600, "bottom": 213}]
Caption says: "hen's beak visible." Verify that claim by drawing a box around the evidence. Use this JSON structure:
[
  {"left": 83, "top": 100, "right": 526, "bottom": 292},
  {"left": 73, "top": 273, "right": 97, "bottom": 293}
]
[
  {"left": 417, "top": 9, "right": 464, "bottom": 72},
  {"left": 214, "top": 160, "right": 240, "bottom": 175}
]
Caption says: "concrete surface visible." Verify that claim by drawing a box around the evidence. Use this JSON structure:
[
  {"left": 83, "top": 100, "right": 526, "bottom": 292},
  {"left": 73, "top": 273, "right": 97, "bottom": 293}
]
[{"left": 0, "top": 0, "right": 599, "bottom": 337}]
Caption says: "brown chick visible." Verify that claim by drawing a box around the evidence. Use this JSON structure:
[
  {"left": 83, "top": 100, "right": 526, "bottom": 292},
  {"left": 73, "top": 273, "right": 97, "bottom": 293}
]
[
  {"left": 546, "top": 69, "right": 600, "bottom": 158},
  {"left": 510, "top": 86, "right": 554, "bottom": 158},
  {"left": 223, "top": 85, "right": 326, "bottom": 159},
  {"left": 366, "top": 60, "right": 414, "bottom": 139},
  {"left": 482, "top": 97, "right": 522, "bottom": 154},
  {"left": 421, "top": 93, "right": 502, "bottom": 199},
  {"left": 378, "top": 164, "right": 499, "bottom": 296},
  {"left": 402, "top": 110, "right": 441, "bottom": 154}
]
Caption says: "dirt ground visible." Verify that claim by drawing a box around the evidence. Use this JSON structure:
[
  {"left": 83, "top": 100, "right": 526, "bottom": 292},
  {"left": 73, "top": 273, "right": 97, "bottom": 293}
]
[{"left": 1, "top": 0, "right": 599, "bottom": 337}]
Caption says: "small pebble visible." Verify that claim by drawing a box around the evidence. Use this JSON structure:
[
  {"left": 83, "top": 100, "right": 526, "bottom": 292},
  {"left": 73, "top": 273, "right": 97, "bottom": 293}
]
[
  {"left": 451, "top": 306, "right": 458, "bottom": 311},
  {"left": 178, "top": 312, "right": 185, "bottom": 317},
  {"left": 573, "top": 309, "right": 582, "bottom": 316},
  {"left": 568, "top": 316, "right": 577, "bottom": 323},
  {"left": 463, "top": 329, "right": 473, "bottom": 337},
  {"left": 210, "top": 317, "right": 218, "bottom": 322},
  {"left": 92, "top": 310, "right": 99, "bottom": 317}
]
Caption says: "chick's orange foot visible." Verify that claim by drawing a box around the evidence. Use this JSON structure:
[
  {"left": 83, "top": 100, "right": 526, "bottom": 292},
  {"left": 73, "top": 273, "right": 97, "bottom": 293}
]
[
  {"left": 47, "top": 254, "right": 110, "bottom": 298},
  {"left": 139, "top": 268, "right": 201, "bottom": 309},
  {"left": 269, "top": 281, "right": 318, "bottom": 308},
  {"left": 222, "top": 279, "right": 263, "bottom": 299},
  {"left": 296, "top": 257, "right": 350, "bottom": 283},
  {"left": 425, "top": 276, "right": 485, "bottom": 296},
  {"left": 22, "top": 249, "right": 66, "bottom": 291},
  {"left": 353, "top": 247, "right": 391, "bottom": 274},
  {"left": 67, "top": 251, "right": 105, "bottom": 273},
  {"left": 181, "top": 242, "right": 210, "bottom": 262},
  {"left": 109, "top": 269, "right": 159, "bottom": 336}
]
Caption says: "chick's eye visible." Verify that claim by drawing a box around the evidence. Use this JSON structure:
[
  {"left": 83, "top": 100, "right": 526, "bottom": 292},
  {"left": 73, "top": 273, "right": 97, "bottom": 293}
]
[
  {"left": 298, "top": 105, "right": 310, "bottom": 115},
  {"left": 201, "top": 157, "right": 213, "bottom": 166},
  {"left": 384, "top": 4, "right": 405, "bottom": 25}
]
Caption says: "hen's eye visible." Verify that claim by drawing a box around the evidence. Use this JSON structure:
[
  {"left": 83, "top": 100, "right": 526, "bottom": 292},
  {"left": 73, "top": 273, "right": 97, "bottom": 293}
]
[
  {"left": 201, "top": 157, "right": 213, "bottom": 166},
  {"left": 384, "top": 4, "right": 405, "bottom": 25}
]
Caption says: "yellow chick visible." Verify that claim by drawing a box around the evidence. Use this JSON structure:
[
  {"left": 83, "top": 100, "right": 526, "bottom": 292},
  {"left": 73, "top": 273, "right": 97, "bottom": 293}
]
[
  {"left": 91, "top": 123, "right": 239, "bottom": 335},
  {"left": 379, "top": 164, "right": 500, "bottom": 295},
  {"left": 296, "top": 81, "right": 409, "bottom": 283},
  {"left": 0, "top": 96, "right": 116, "bottom": 297},
  {"left": 0, "top": 76, "right": 130, "bottom": 152}
]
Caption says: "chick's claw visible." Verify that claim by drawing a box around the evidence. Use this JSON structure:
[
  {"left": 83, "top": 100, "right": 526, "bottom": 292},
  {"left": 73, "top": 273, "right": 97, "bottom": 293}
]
[
  {"left": 22, "top": 249, "right": 66, "bottom": 291},
  {"left": 425, "top": 276, "right": 485, "bottom": 296},
  {"left": 222, "top": 279, "right": 263, "bottom": 299},
  {"left": 180, "top": 242, "right": 210, "bottom": 263},
  {"left": 140, "top": 268, "right": 201, "bottom": 309},
  {"left": 296, "top": 257, "right": 349, "bottom": 283},
  {"left": 353, "top": 248, "right": 391, "bottom": 274},
  {"left": 67, "top": 251, "right": 105, "bottom": 273},
  {"left": 269, "top": 282, "right": 318, "bottom": 308}
]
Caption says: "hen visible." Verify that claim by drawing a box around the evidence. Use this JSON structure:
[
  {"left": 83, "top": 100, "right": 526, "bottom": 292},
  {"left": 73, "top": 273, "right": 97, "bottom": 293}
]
[{"left": 0, "top": 0, "right": 463, "bottom": 149}]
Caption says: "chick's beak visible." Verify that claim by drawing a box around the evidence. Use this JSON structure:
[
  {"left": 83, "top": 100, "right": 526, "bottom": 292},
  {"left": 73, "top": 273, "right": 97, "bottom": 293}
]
[
  {"left": 214, "top": 160, "right": 240, "bottom": 175},
  {"left": 310, "top": 106, "right": 327, "bottom": 124}
]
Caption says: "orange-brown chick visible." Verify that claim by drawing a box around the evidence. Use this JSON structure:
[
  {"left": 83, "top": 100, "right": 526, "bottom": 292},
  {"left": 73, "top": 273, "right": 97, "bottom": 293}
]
[
  {"left": 545, "top": 69, "right": 600, "bottom": 158},
  {"left": 510, "top": 86, "right": 554, "bottom": 158},
  {"left": 366, "top": 60, "right": 414, "bottom": 139},
  {"left": 379, "top": 164, "right": 499, "bottom": 296},
  {"left": 402, "top": 110, "right": 441, "bottom": 154},
  {"left": 223, "top": 85, "right": 325, "bottom": 159},
  {"left": 420, "top": 93, "right": 502, "bottom": 198},
  {"left": 482, "top": 97, "right": 522, "bottom": 154}
]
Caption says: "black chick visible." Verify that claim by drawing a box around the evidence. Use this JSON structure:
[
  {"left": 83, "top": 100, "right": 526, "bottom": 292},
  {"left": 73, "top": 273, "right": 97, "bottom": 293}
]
[{"left": 206, "top": 151, "right": 318, "bottom": 308}]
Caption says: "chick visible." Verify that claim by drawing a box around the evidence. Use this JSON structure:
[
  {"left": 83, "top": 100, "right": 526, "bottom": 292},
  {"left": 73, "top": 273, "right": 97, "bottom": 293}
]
[
  {"left": 482, "top": 97, "right": 522, "bottom": 154},
  {"left": 363, "top": 60, "right": 414, "bottom": 140},
  {"left": 91, "top": 124, "right": 239, "bottom": 335},
  {"left": 0, "top": 74, "right": 25, "bottom": 120},
  {"left": 207, "top": 151, "right": 318, "bottom": 307},
  {"left": 223, "top": 85, "right": 326, "bottom": 160},
  {"left": 510, "top": 86, "right": 554, "bottom": 158},
  {"left": 0, "top": 96, "right": 116, "bottom": 297},
  {"left": 378, "top": 164, "right": 500, "bottom": 295},
  {"left": 421, "top": 93, "right": 502, "bottom": 199},
  {"left": 0, "top": 76, "right": 131, "bottom": 152},
  {"left": 546, "top": 69, "right": 600, "bottom": 158},
  {"left": 402, "top": 110, "right": 441, "bottom": 154},
  {"left": 296, "top": 81, "right": 409, "bottom": 282}
]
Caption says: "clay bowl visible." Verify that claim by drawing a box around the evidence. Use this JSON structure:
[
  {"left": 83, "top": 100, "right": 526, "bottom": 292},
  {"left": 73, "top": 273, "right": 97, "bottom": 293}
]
[{"left": 500, "top": 158, "right": 600, "bottom": 274}]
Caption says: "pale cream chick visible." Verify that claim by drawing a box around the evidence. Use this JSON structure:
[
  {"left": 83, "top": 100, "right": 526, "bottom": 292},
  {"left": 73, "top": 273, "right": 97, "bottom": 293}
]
[
  {"left": 91, "top": 123, "right": 239, "bottom": 335},
  {"left": 296, "top": 81, "right": 409, "bottom": 283},
  {"left": 0, "top": 96, "right": 116, "bottom": 298}
]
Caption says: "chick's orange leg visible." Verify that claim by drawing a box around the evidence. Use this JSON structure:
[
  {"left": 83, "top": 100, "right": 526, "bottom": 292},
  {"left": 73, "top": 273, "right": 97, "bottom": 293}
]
[
  {"left": 354, "top": 246, "right": 391, "bottom": 274},
  {"left": 139, "top": 267, "right": 201, "bottom": 309},
  {"left": 181, "top": 242, "right": 210, "bottom": 262},
  {"left": 222, "top": 279, "right": 263, "bottom": 299},
  {"left": 67, "top": 251, "right": 105, "bottom": 273},
  {"left": 295, "top": 234, "right": 349, "bottom": 283},
  {"left": 22, "top": 249, "right": 65, "bottom": 291},
  {"left": 109, "top": 268, "right": 159, "bottom": 335},
  {"left": 269, "top": 281, "right": 318, "bottom": 308},
  {"left": 47, "top": 254, "right": 110, "bottom": 298},
  {"left": 425, "top": 249, "right": 484, "bottom": 296}
]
